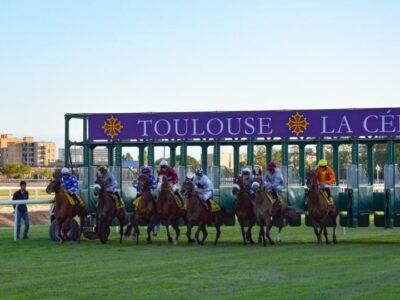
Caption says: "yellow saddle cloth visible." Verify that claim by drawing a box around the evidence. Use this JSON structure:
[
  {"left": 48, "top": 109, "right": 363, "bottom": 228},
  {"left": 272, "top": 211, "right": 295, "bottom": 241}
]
[
  {"left": 169, "top": 191, "right": 186, "bottom": 210},
  {"left": 209, "top": 199, "right": 221, "bottom": 212},
  {"left": 321, "top": 191, "right": 335, "bottom": 206},
  {"left": 133, "top": 196, "right": 142, "bottom": 208},
  {"left": 263, "top": 190, "right": 286, "bottom": 206},
  {"left": 305, "top": 191, "right": 334, "bottom": 206},
  {"left": 112, "top": 194, "right": 125, "bottom": 209},
  {"left": 62, "top": 192, "right": 85, "bottom": 207}
]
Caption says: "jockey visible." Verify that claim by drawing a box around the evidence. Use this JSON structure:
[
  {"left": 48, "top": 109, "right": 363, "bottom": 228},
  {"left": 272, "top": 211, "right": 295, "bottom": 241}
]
[
  {"left": 263, "top": 161, "right": 285, "bottom": 203},
  {"left": 157, "top": 160, "right": 184, "bottom": 206},
  {"left": 241, "top": 167, "right": 256, "bottom": 198},
  {"left": 98, "top": 166, "right": 124, "bottom": 207},
  {"left": 61, "top": 168, "right": 85, "bottom": 207},
  {"left": 316, "top": 159, "right": 336, "bottom": 204},
  {"left": 133, "top": 166, "right": 157, "bottom": 197},
  {"left": 193, "top": 168, "right": 214, "bottom": 212}
]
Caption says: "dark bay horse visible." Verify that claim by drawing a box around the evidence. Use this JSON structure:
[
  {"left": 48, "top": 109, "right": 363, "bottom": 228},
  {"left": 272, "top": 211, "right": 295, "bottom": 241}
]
[
  {"left": 46, "top": 170, "right": 85, "bottom": 243},
  {"left": 94, "top": 173, "right": 125, "bottom": 244},
  {"left": 232, "top": 175, "right": 256, "bottom": 245},
  {"left": 133, "top": 175, "right": 158, "bottom": 244},
  {"left": 157, "top": 175, "right": 186, "bottom": 244},
  {"left": 181, "top": 177, "right": 225, "bottom": 246},
  {"left": 306, "top": 169, "right": 339, "bottom": 244}
]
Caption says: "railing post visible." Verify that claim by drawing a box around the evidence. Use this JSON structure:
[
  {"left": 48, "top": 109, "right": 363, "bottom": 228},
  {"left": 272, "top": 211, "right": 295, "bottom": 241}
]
[{"left": 14, "top": 206, "right": 18, "bottom": 241}]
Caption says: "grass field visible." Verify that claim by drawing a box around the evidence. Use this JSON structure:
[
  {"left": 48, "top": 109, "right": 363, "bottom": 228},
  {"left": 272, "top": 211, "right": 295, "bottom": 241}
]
[{"left": 1, "top": 224, "right": 400, "bottom": 300}]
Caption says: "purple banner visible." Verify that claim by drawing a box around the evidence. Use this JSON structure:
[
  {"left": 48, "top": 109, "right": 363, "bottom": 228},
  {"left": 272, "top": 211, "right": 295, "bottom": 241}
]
[{"left": 88, "top": 108, "right": 400, "bottom": 141}]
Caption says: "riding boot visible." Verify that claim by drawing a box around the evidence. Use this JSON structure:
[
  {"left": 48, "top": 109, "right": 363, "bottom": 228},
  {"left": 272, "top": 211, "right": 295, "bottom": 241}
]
[
  {"left": 72, "top": 194, "right": 85, "bottom": 208},
  {"left": 206, "top": 199, "right": 212, "bottom": 214},
  {"left": 325, "top": 188, "right": 333, "bottom": 205},
  {"left": 175, "top": 191, "right": 185, "bottom": 207}
]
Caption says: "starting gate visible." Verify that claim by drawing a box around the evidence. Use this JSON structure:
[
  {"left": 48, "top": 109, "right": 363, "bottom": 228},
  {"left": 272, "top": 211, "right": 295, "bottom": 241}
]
[{"left": 65, "top": 108, "right": 400, "bottom": 228}]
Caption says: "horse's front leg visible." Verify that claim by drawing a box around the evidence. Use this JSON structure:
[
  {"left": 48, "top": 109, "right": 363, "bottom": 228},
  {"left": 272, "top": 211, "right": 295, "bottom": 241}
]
[
  {"left": 186, "top": 223, "right": 195, "bottom": 243},
  {"left": 165, "top": 222, "right": 173, "bottom": 243},
  {"left": 246, "top": 224, "right": 255, "bottom": 244},
  {"left": 266, "top": 218, "right": 274, "bottom": 245},
  {"left": 57, "top": 219, "right": 65, "bottom": 243},
  {"left": 240, "top": 225, "right": 247, "bottom": 245},
  {"left": 199, "top": 224, "right": 208, "bottom": 246},
  {"left": 214, "top": 223, "right": 221, "bottom": 246}
]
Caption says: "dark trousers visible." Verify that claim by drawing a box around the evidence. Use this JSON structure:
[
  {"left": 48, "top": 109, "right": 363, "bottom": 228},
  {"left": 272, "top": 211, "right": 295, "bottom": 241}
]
[{"left": 16, "top": 210, "right": 30, "bottom": 239}]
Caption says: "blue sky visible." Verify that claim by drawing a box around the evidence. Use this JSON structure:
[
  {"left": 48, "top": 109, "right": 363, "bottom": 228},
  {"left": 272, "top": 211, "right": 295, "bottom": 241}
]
[{"left": 0, "top": 0, "right": 399, "bottom": 154}]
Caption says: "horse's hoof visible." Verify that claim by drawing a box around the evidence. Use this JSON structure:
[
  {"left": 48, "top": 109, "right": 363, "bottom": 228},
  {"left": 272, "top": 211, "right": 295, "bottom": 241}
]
[
  {"left": 188, "top": 239, "right": 195, "bottom": 244},
  {"left": 147, "top": 240, "right": 152, "bottom": 245},
  {"left": 168, "top": 237, "right": 173, "bottom": 243},
  {"left": 250, "top": 240, "right": 255, "bottom": 245},
  {"left": 270, "top": 240, "right": 275, "bottom": 245},
  {"left": 258, "top": 237, "right": 262, "bottom": 244},
  {"left": 333, "top": 239, "right": 338, "bottom": 244}
]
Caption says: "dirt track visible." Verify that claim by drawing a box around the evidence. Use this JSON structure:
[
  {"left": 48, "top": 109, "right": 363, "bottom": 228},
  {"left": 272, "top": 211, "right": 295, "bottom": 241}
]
[{"left": 0, "top": 205, "right": 51, "bottom": 227}]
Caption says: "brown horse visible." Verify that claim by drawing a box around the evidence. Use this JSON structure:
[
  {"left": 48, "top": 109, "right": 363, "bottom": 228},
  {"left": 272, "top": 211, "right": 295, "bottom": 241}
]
[
  {"left": 94, "top": 173, "right": 125, "bottom": 244},
  {"left": 249, "top": 179, "right": 274, "bottom": 246},
  {"left": 232, "top": 175, "right": 256, "bottom": 245},
  {"left": 181, "top": 177, "right": 225, "bottom": 246},
  {"left": 46, "top": 170, "right": 86, "bottom": 243},
  {"left": 306, "top": 169, "right": 339, "bottom": 244},
  {"left": 156, "top": 175, "right": 186, "bottom": 244},
  {"left": 132, "top": 174, "right": 158, "bottom": 244},
  {"left": 253, "top": 176, "right": 298, "bottom": 244}
]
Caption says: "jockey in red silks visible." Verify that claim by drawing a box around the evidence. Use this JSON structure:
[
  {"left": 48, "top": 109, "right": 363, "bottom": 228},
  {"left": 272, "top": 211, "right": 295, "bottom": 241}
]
[{"left": 157, "top": 160, "right": 184, "bottom": 206}]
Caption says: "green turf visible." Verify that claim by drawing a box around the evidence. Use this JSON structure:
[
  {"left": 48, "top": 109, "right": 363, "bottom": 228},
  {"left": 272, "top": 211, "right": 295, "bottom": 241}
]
[{"left": 1, "top": 224, "right": 400, "bottom": 300}]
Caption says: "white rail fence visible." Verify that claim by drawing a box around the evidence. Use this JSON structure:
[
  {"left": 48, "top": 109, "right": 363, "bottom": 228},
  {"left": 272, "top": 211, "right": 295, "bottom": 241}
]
[{"left": 0, "top": 199, "right": 54, "bottom": 241}]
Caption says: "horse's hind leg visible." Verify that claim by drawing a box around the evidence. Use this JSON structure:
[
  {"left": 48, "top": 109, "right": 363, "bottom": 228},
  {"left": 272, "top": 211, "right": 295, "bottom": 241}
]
[
  {"left": 313, "top": 226, "right": 321, "bottom": 244},
  {"left": 199, "top": 224, "right": 208, "bottom": 246},
  {"left": 171, "top": 220, "right": 180, "bottom": 245},
  {"left": 166, "top": 224, "right": 173, "bottom": 243},
  {"left": 266, "top": 218, "right": 274, "bottom": 245},
  {"left": 133, "top": 221, "right": 140, "bottom": 245},
  {"left": 57, "top": 221, "right": 65, "bottom": 243},
  {"left": 260, "top": 225, "right": 266, "bottom": 246},
  {"left": 119, "top": 213, "right": 124, "bottom": 243},
  {"left": 331, "top": 211, "right": 338, "bottom": 244},
  {"left": 323, "top": 226, "right": 330, "bottom": 244},
  {"left": 214, "top": 224, "right": 221, "bottom": 246},
  {"left": 240, "top": 226, "right": 247, "bottom": 245},
  {"left": 124, "top": 213, "right": 134, "bottom": 237}
]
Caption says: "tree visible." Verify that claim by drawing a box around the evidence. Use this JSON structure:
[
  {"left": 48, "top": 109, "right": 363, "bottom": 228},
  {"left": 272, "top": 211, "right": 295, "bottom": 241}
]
[
  {"left": 1, "top": 163, "right": 19, "bottom": 178},
  {"left": 122, "top": 152, "right": 133, "bottom": 161},
  {"left": 18, "top": 164, "right": 31, "bottom": 178},
  {"left": 154, "top": 155, "right": 201, "bottom": 168}
]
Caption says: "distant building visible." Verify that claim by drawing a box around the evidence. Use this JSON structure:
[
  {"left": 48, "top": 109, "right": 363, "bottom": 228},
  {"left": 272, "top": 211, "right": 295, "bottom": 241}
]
[
  {"left": 0, "top": 134, "right": 56, "bottom": 167},
  {"left": 58, "top": 147, "right": 109, "bottom": 164}
]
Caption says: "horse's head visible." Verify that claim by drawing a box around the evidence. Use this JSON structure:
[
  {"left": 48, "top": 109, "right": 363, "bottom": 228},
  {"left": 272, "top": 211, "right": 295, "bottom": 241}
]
[
  {"left": 157, "top": 175, "right": 169, "bottom": 192},
  {"left": 232, "top": 175, "right": 244, "bottom": 196},
  {"left": 137, "top": 174, "right": 150, "bottom": 193},
  {"left": 181, "top": 177, "right": 194, "bottom": 198},
  {"left": 306, "top": 169, "right": 317, "bottom": 189},
  {"left": 94, "top": 172, "right": 107, "bottom": 197},
  {"left": 46, "top": 169, "right": 62, "bottom": 194}
]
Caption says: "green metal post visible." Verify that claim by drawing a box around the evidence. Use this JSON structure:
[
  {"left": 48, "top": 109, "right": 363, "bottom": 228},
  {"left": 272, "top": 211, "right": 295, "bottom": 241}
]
[
  {"left": 351, "top": 139, "right": 359, "bottom": 166},
  {"left": 386, "top": 139, "right": 395, "bottom": 228},
  {"left": 107, "top": 145, "right": 114, "bottom": 166},
  {"left": 367, "top": 143, "right": 374, "bottom": 186},
  {"left": 247, "top": 141, "right": 254, "bottom": 169},
  {"left": 148, "top": 143, "right": 155, "bottom": 169},
  {"left": 64, "top": 115, "right": 70, "bottom": 167},
  {"left": 266, "top": 144, "right": 272, "bottom": 165},
  {"left": 180, "top": 143, "right": 187, "bottom": 167},
  {"left": 299, "top": 145, "right": 305, "bottom": 186},
  {"left": 282, "top": 140, "right": 289, "bottom": 166},
  {"left": 233, "top": 144, "right": 240, "bottom": 175},
  {"left": 201, "top": 144, "right": 208, "bottom": 173},
  {"left": 138, "top": 146, "right": 145, "bottom": 167},
  {"left": 213, "top": 142, "right": 220, "bottom": 167},
  {"left": 332, "top": 144, "right": 340, "bottom": 185},
  {"left": 170, "top": 146, "right": 176, "bottom": 167},
  {"left": 351, "top": 138, "right": 359, "bottom": 227},
  {"left": 316, "top": 140, "right": 324, "bottom": 161}
]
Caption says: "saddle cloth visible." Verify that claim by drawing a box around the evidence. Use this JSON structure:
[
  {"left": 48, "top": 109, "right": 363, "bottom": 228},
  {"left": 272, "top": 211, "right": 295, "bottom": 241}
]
[
  {"left": 305, "top": 191, "right": 335, "bottom": 206},
  {"left": 168, "top": 190, "right": 187, "bottom": 210},
  {"left": 96, "top": 194, "right": 125, "bottom": 209},
  {"left": 209, "top": 199, "right": 221, "bottom": 212},
  {"left": 263, "top": 190, "right": 286, "bottom": 206},
  {"left": 61, "top": 192, "right": 85, "bottom": 207}
]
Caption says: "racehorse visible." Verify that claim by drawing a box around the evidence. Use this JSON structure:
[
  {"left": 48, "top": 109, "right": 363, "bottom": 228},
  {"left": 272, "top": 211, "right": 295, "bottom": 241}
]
[
  {"left": 232, "top": 175, "right": 256, "bottom": 245},
  {"left": 249, "top": 179, "right": 274, "bottom": 246},
  {"left": 306, "top": 169, "right": 339, "bottom": 244},
  {"left": 132, "top": 175, "right": 158, "bottom": 244},
  {"left": 46, "top": 169, "right": 85, "bottom": 243},
  {"left": 94, "top": 173, "right": 125, "bottom": 244},
  {"left": 181, "top": 177, "right": 225, "bottom": 246},
  {"left": 157, "top": 175, "right": 186, "bottom": 244}
]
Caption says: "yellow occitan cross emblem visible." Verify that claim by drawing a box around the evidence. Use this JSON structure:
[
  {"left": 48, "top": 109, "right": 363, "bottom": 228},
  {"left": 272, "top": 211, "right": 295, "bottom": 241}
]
[
  {"left": 287, "top": 112, "right": 309, "bottom": 136},
  {"left": 102, "top": 116, "right": 124, "bottom": 139}
]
